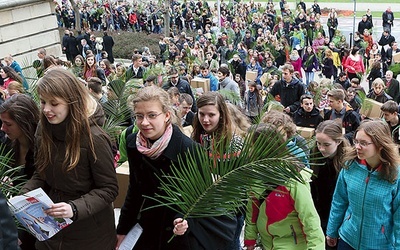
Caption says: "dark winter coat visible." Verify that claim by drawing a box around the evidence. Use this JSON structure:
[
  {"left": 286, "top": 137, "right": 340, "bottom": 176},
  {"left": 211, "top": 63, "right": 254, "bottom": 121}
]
[
  {"left": 311, "top": 157, "right": 337, "bottom": 230},
  {"left": 22, "top": 104, "right": 118, "bottom": 250},
  {"left": 116, "top": 125, "right": 237, "bottom": 249},
  {"left": 383, "top": 78, "right": 400, "bottom": 103},
  {"left": 268, "top": 77, "right": 306, "bottom": 112},
  {"left": 322, "top": 57, "right": 334, "bottom": 79},
  {"left": 103, "top": 34, "right": 115, "bottom": 63},
  {"left": 324, "top": 105, "right": 360, "bottom": 143},
  {"left": 293, "top": 107, "right": 323, "bottom": 128},
  {"left": 367, "top": 90, "right": 393, "bottom": 103},
  {"left": 162, "top": 78, "right": 197, "bottom": 112}
]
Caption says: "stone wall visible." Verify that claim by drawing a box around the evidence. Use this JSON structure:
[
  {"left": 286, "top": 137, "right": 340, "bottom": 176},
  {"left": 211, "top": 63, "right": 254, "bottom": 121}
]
[{"left": 0, "top": 0, "right": 61, "bottom": 68}]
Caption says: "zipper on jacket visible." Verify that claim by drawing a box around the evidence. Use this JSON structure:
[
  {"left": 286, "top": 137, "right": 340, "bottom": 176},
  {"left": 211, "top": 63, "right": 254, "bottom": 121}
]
[
  {"left": 381, "top": 225, "right": 395, "bottom": 248},
  {"left": 290, "top": 224, "right": 298, "bottom": 245},
  {"left": 358, "top": 171, "right": 371, "bottom": 249}
]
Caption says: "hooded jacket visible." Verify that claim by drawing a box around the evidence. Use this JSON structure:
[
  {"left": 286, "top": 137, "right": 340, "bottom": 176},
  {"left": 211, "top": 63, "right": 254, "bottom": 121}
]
[
  {"left": 327, "top": 159, "right": 400, "bottom": 249},
  {"left": 324, "top": 105, "right": 360, "bottom": 143},
  {"left": 219, "top": 76, "right": 240, "bottom": 97},
  {"left": 22, "top": 102, "right": 118, "bottom": 250}
]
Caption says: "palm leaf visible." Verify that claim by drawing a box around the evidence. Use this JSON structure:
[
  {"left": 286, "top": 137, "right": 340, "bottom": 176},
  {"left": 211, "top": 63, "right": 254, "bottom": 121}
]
[
  {"left": 143, "top": 127, "right": 311, "bottom": 220},
  {"left": 0, "top": 144, "right": 25, "bottom": 198},
  {"left": 218, "top": 89, "right": 242, "bottom": 106},
  {"left": 102, "top": 79, "right": 135, "bottom": 141}
]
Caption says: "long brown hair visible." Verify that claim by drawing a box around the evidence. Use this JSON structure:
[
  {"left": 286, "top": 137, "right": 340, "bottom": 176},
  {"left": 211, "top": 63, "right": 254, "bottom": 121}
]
[
  {"left": 315, "top": 120, "right": 350, "bottom": 173},
  {"left": 343, "top": 119, "right": 400, "bottom": 183},
  {"left": 36, "top": 68, "right": 96, "bottom": 173},
  {"left": 83, "top": 54, "right": 98, "bottom": 78},
  {"left": 192, "top": 92, "right": 233, "bottom": 145},
  {"left": 0, "top": 94, "right": 39, "bottom": 164}
]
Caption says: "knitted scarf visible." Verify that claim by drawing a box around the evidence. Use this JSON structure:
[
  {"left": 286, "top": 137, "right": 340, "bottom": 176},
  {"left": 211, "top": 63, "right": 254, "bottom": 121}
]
[{"left": 136, "top": 124, "right": 173, "bottom": 159}]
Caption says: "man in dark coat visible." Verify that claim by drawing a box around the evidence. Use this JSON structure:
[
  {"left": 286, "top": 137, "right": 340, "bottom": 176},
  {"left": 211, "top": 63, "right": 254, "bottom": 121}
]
[
  {"left": 62, "top": 30, "right": 71, "bottom": 61},
  {"left": 102, "top": 32, "right": 115, "bottom": 63},
  {"left": 126, "top": 54, "right": 146, "bottom": 80},
  {"left": 162, "top": 67, "right": 197, "bottom": 112},
  {"left": 324, "top": 89, "right": 360, "bottom": 143},
  {"left": 67, "top": 31, "right": 79, "bottom": 62},
  {"left": 378, "top": 29, "right": 396, "bottom": 60},
  {"left": 293, "top": 94, "right": 323, "bottom": 128},
  {"left": 267, "top": 63, "right": 306, "bottom": 115},
  {"left": 357, "top": 15, "right": 373, "bottom": 36},
  {"left": 75, "top": 30, "right": 85, "bottom": 55},
  {"left": 383, "top": 70, "right": 400, "bottom": 103},
  {"left": 384, "top": 42, "right": 400, "bottom": 67},
  {"left": 382, "top": 7, "right": 394, "bottom": 33},
  {"left": 229, "top": 54, "right": 247, "bottom": 81}
]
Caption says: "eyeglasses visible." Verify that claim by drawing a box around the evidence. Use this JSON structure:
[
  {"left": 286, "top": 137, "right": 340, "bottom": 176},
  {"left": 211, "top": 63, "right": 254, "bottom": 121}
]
[
  {"left": 134, "top": 113, "right": 162, "bottom": 121},
  {"left": 353, "top": 139, "right": 374, "bottom": 147}
]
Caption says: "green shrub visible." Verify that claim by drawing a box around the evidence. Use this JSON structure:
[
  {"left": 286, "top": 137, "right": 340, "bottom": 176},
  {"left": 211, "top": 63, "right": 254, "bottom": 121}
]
[
  {"left": 112, "top": 32, "right": 162, "bottom": 59},
  {"left": 58, "top": 28, "right": 162, "bottom": 60}
]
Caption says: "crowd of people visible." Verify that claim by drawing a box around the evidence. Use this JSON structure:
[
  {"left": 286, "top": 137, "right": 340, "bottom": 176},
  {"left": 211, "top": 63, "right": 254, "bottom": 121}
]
[{"left": 2, "top": 0, "right": 400, "bottom": 250}]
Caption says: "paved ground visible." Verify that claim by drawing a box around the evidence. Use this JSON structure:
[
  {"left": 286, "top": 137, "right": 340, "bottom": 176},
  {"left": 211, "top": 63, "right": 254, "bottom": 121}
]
[{"left": 281, "top": 1, "right": 400, "bottom": 12}]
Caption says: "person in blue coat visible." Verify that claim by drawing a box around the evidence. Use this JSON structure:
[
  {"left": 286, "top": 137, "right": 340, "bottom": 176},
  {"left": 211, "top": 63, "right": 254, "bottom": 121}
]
[
  {"left": 198, "top": 62, "right": 218, "bottom": 91},
  {"left": 326, "top": 119, "right": 400, "bottom": 250}
]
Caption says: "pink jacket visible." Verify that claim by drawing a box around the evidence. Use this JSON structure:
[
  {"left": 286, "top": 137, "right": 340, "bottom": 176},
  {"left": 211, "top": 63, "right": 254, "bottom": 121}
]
[{"left": 344, "top": 54, "right": 365, "bottom": 74}]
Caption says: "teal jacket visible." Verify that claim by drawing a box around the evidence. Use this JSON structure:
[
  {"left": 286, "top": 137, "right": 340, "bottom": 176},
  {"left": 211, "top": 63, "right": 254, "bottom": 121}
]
[
  {"left": 245, "top": 170, "right": 325, "bottom": 249},
  {"left": 327, "top": 159, "right": 400, "bottom": 249}
]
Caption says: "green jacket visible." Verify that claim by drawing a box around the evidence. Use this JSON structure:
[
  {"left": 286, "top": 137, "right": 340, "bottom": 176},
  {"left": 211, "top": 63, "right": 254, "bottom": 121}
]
[{"left": 245, "top": 170, "right": 325, "bottom": 249}]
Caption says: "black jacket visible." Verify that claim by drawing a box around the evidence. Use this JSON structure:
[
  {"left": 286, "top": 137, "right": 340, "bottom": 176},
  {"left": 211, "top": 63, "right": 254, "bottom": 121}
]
[
  {"left": 183, "top": 111, "right": 195, "bottom": 127},
  {"left": 366, "top": 90, "right": 393, "bottom": 103},
  {"left": 268, "top": 77, "right": 306, "bottom": 112},
  {"left": 382, "top": 11, "right": 394, "bottom": 27},
  {"left": 293, "top": 107, "right": 323, "bottom": 128},
  {"left": 103, "top": 34, "right": 115, "bottom": 63},
  {"left": 126, "top": 65, "right": 146, "bottom": 80},
  {"left": 383, "top": 77, "right": 400, "bottom": 103},
  {"left": 357, "top": 20, "right": 373, "bottom": 34},
  {"left": 116, "top": 125, "right": 236, "bottom": 249},
  {"left": 162, "top": 78, "right": 197, "bottom": 112},
  {"left": 324, "top": 106, "right": 360, "bottom": 143}
]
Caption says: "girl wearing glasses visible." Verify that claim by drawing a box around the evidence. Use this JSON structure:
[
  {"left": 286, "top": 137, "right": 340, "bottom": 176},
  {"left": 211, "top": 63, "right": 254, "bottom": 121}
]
[
  {"left": 116, "top": 86, "right": 236, "bottom": 249},
  {"left": 21, "top": 68, "right": 118, "bottom": 249},
  {"left": 326, "top": 120, "right": 400, "bottom": 249}
]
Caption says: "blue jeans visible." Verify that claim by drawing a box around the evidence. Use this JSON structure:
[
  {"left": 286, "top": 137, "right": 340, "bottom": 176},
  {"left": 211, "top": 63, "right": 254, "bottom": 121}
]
[
  {"left": 338, "top": 239, "right": 355, "bottom": 250},
  {"left": 305, "top": 71, "right": 315, "bottom": 86}
]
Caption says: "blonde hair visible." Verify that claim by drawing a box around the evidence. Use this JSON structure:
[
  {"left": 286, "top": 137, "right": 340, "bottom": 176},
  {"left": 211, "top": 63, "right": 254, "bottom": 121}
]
[
  {"left": 372, "top": 78, "right": 385, "bottom": 89},
  {"left": 226, "top": 103, "right": 251, "bottom": 138},
  {"left": 130, "top": 85, "right": 174, "bottom": 124},
  {"left": 7, "top": 81, "right": 24, "bottom": 95}
]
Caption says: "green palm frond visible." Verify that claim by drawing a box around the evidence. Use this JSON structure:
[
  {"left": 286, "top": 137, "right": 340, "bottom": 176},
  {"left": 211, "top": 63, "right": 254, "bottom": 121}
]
[
  {"left": 0, "top": 144, "right": 25, "bottom": 198},
  {"left": 218, "top": 89, "right": 242, "bottom": 105},
  {"left": 143, "top": 127, "right": 309, "bottom": 219},
  {"left": 102, "top": 79, "right": 135, "bottom": 141}
]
